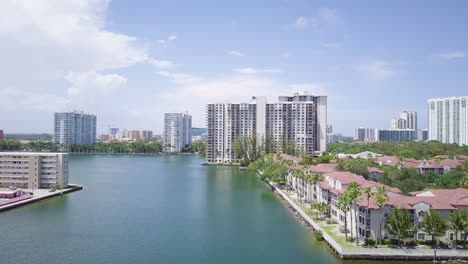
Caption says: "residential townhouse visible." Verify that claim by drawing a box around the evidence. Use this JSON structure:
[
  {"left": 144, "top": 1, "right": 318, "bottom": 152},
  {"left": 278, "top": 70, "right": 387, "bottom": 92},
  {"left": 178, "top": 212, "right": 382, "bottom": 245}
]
[{"left": 284, "top": 158, "right": 468, "bottom": 243}]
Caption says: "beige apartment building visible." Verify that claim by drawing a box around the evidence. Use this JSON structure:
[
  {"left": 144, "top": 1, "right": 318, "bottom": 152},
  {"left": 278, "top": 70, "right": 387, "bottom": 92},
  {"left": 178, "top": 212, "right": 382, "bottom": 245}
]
[{"left": 0, "top": 152, "right": 69, "bottom": 189}]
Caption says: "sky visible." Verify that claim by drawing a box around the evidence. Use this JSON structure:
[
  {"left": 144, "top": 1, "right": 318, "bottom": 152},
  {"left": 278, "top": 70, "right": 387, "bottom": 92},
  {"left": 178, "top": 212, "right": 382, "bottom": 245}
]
[{"left": 1, "top": 0, "right": 467, "bottom": 136}]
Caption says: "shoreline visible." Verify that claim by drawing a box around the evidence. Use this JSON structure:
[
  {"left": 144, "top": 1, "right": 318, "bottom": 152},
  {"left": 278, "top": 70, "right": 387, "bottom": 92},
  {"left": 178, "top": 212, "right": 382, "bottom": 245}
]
[
  {"left": 0, "top": 184, "right": 83, "bottom": 212},
  {"left": 266, "top": 181, "right": 468, "bottom": 262}
]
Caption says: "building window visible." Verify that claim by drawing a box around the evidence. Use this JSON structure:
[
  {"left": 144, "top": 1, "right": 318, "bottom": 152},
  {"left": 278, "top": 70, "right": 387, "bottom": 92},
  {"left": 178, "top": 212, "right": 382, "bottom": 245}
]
[
  {"left": 417, "top": 233, "right": 425, "bottom": 240},
  {"left": 449, "top": 233, "right": 454, "bottom": 241},
  {"left": 418, "top": 210, "right": 425, "bottom": 217}
]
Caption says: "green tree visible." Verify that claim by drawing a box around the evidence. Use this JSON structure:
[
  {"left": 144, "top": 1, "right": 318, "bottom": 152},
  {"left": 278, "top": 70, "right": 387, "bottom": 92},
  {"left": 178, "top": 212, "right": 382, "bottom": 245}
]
[
  {"left": 448, "top": 209, "right": 468, "bottom": 248},
  {"left": 337, "top": 158, "right": 371, "bottom": 178},
  {"left": 363, "top": 187, "right": 374, "bottom": 239},
  {"left": 337, "top": 194, "right": 350, "bottom": 241},
  {"left": 375, "top": 187, "right": 389, "bottom": 246},
  {"left": 299, "top": 155, "right": 315, "bottom": 165},
  {"left": 421, "top": 209, "right": 448, "bottom": 247},
  {"left": 385, "top": 208, "right": 416, "bottom": 246},
  {"left": 345, "top": 182, "right": 362, "bottom": 245},
  {"left": 233, "top": 135, "right": 261, "bottom": 166},
  {"left": 311, "top": 202, "right": 321, "bottom": 219}
]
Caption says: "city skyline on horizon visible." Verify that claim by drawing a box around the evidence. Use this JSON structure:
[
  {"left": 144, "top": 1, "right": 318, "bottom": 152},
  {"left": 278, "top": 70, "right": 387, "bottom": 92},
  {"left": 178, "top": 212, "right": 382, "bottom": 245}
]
[{"left": 1, "top": 0, "right": 468, "bottom": 135}]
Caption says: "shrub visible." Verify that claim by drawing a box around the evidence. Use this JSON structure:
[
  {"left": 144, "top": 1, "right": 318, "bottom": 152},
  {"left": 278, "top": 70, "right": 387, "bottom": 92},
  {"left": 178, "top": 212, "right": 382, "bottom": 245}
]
[
  {"left": 325, "top": 218, "right": 337, "bottom": 224},
  {"left": 382, "top": 239, "right": 391, "bottom": 245},
  {"left": 364, "top": 238, "right": 377, "bottom": 246},
  {"left": 404, "top": 240, "right": 417, "bottom": 247},
  {"left": 390, "top": 239, "right": 400, "bottom": 245},
  {"left": 416, "top": 239, "right": 435, "bottom": 246},
  {"left": 416, "top": 239, "right": 425, "bottom": 245},
  {"left": 314, "top": 230, "right": 324, "bottom": 241}
]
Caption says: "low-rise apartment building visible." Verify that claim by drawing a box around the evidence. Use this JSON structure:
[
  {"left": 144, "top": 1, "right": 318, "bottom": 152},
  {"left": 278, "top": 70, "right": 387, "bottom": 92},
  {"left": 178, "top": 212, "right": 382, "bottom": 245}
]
[
  {"left": 0, "top": 152, "right": 69, "bottom": 189},
  {"left": 284, "top": 158, "right": 468, "bottom": 243}
]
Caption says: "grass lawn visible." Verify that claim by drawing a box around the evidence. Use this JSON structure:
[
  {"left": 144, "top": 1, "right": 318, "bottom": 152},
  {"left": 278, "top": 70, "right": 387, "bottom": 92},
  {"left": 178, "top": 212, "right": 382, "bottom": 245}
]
[{"left": 284, "top": 191, "right": 356, "bottom": 248}]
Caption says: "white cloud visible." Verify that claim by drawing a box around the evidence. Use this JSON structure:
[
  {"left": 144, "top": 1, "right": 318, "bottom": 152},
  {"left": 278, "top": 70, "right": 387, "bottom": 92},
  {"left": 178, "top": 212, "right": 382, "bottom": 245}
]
[
  {"left": 321, "top": 42, "right": 341, "bottom": 49},
  {"left": 229, "top": 50, "right": 245, "bottom": 57},
  {"left": 148, "top": 58, "right": 177, "bottom": 69},
  {"left": 317, "top": 8, "right": 341, "bottom": 25},
  {"left": 66, "top": 71, "right": 127, "bottom": 97},
  {"left": 280, "top": 52, "right": 291, "bottom": 58},
  {"left": 157, "top": 34, "right": 177, "bottom": 47},
  {"left": 0, "top": 88, "right": 71, "bottom": 112},
  {"left": 0, "top": 0, "right": 153, "bottom": 131},
  {"left": 233, "top": 68, "right": 282, "bottom": 74},
  {"left": 291, "top": 7, "right": 341, "bottom": 30},
  {"left": 156, "top": 71, "right": 200, "bottom": 85},
  {"left": 294, "top": 16, "right": 312, "bottom": 29},
  {"left": 354, "top": 61, "right": 396, "bottom": 80},
  {"left": 429, "top": 51, "right": 468, "bottom": 61},
  {"left": 289, "top": 83, "right": 327, "bottom": 95},
  {"left": 154, "top": 71, "right": 327, "bottom": 127}
]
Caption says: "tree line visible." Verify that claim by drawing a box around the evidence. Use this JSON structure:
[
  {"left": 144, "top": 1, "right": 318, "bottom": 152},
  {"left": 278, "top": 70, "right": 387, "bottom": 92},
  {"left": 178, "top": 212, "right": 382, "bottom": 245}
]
[
  {"left": 0, "top": 139, "right": 164, "bottom": 154},
  {"left": 233, "top": 135, "right": 302, "bottom": 166},
  {"left": 328, "top": 141, "right": 468, "bottom": 160}
]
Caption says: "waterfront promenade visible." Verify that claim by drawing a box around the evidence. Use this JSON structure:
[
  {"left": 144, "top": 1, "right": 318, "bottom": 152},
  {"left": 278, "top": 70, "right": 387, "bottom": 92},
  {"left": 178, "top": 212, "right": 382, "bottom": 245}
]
[
  {"left": 0, "top": 184, "right": 82, "bottom": 212},
  {"left": 268, "top": 181, "right": 468, "bottom": 261}
]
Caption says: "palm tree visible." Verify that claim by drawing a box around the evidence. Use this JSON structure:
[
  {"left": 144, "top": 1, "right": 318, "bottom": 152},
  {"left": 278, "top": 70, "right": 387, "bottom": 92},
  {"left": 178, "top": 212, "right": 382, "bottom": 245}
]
[
  {"left": 363, "top": 187, "right": 374, "bottom": 239},
  {"left": 319, "top": 202, "right": 330, "bottom": 219},
  {"left": 311, "top": 202, "right": 321, "bottom": 219},
  {"left": 375, "top": 186, "right": 388, "bottom": 246},
  {"left": 347, "top": 182, "right": 362, "bottom": 246},
  {"left": 292, "top": 169, "right": 305, "bottom": 201},
  {"left": 337, "top": 194, "right": 350, "bottom": 241},
  {"left": 449, "top": 209, "right": 468, "bottom": 248},
  {"left": 311, "top": 173, "right": 323, "bottom": 202}
]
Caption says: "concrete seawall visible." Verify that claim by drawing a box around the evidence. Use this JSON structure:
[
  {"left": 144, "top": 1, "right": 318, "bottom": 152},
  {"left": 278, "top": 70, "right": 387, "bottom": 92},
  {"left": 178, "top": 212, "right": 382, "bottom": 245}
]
[
  {"left": 0, "top": 184, "right": 83, "bottom": 212},
  {"left": 266, "top": 181, "right": 468, "bottom": 261}
]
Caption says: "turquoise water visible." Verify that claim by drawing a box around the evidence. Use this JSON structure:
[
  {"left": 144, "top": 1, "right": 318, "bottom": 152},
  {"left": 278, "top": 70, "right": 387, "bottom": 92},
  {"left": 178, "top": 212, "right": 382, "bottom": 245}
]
[{"left": 0, "top": 155, "right": 425, "bottom": 264}]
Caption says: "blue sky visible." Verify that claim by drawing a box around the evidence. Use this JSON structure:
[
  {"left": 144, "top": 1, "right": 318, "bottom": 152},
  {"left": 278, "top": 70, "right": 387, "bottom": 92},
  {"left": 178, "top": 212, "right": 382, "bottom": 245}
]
[{"left": 1, "top": 0, "right": 467, "bottom": 136}]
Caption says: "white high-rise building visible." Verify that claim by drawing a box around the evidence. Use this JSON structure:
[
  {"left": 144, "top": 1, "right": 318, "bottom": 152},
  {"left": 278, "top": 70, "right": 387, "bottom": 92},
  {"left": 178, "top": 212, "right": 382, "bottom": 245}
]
[
  {"left": 54, "top": 111, "right": 96, "bottom": 145},
  {"left": 206, "top": 92, "right": 327, "bottom": 163},
  {"left": 163, "top": 113, "right": 192, "bottom": 152},
  {"left": 390, "top": 111, "right": 417, "bottom": 130},
  {"left": 428, "top": 96, "right": 468, "bottom": 146},
  {"left": 353, "top": 128, "right": 375, "bottom": 141}
]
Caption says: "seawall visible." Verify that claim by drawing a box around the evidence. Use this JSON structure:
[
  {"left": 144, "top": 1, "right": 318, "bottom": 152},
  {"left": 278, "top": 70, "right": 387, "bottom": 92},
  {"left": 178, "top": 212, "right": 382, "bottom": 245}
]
[
  {"left": 0, "top": 184, "right": 83, "bottom": 212},
  {"left": 266, "top": 181, "right": 468, "bottom": 261}
]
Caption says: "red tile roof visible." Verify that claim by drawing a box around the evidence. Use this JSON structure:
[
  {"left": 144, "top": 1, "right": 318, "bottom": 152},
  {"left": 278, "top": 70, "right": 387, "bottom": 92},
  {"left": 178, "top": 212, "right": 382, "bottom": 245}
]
[
  {"left": 368, "top": 167, "right": 383, "bottom": 173},
  {"left": 400, "top": 158, "right": 462, "bottom": 170},
  {"left": 309, "top": 163, "right": 337, "bottom": 173},
  {"left": 280, "top": 154, "right": 303, "bottom": 163},
  {"left": 375, "top": 156, "right": 399, "bottom": 166},
  {"left": 358, "top": 188, "right": 468, "bottom": 210}
]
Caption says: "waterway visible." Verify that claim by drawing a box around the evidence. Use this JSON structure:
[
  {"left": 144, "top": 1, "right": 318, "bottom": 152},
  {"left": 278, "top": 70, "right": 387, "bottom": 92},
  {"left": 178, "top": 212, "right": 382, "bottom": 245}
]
[{"left": 0, "top": 155, "right": 428, "bottom": 264}]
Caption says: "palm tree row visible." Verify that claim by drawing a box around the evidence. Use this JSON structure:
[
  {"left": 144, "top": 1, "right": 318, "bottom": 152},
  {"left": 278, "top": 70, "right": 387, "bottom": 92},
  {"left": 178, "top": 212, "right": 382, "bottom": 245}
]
[{"left": 288, "top": 168, "right": 467, "bottom": 248}]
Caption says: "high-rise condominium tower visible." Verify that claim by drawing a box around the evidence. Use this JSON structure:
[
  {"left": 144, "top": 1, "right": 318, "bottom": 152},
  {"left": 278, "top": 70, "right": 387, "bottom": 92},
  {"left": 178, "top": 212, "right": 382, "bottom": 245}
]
[
  {"left": 390, "top": 111, "right": 417, "bottom": 130},
  {"left": 206, "top": 92, "right": 327, "bottom": 163},
  {"left": 353, "top": 128, "right": 375, "bottom": 141},
  {"left": 163, "top": 113, "right": 192, "bottom": 152},
  {"left": 428, "top": 96, "right": 468, "bottom": 146},
  {"left": 54, "top": 111, "right": 96, "bottom": 145}
]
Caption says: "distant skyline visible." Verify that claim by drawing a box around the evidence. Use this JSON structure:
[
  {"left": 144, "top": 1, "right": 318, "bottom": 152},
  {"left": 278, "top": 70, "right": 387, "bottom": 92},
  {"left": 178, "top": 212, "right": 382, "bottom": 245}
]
[{"left": 1, "top": 0, "right": 468, "bottom": 136}]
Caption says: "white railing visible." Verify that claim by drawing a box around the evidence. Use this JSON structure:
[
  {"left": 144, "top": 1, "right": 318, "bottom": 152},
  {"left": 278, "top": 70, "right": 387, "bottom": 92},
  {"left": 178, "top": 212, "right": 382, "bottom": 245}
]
[
  {"left": 270, "top": 181, "right": 467, "bottom": 259},
  {"left": 270, "top": 182, "right": 344, "bottom": 255}
]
